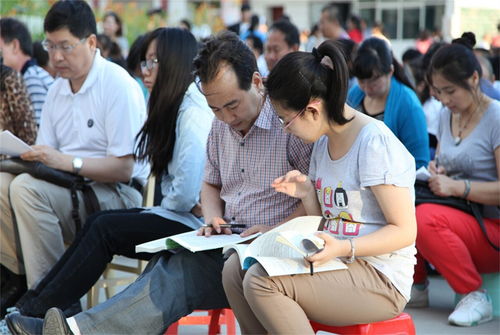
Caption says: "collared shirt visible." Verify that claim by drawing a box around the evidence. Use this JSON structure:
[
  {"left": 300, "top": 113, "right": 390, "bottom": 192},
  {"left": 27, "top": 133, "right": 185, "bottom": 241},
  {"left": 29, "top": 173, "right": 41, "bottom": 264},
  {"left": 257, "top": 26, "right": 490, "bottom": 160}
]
[
  {"left": 37, "top": 50, "right": 149, "bottom": 184},
  {"left": 204, "top": 97, "right": 313, "bottom": 228},
  {"left": 21, "top": 58, "right": 54, "bottom": 126}
]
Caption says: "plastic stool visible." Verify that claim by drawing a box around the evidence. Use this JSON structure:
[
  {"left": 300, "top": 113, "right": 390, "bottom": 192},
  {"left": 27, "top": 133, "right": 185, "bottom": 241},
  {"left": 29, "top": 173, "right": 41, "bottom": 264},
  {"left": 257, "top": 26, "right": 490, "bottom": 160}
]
[
  {"left": 309, "top": 312, "right": 416, "bottom": 334},
  {"left": 165, "top": 308, "right": 236, "bottom": 335}
]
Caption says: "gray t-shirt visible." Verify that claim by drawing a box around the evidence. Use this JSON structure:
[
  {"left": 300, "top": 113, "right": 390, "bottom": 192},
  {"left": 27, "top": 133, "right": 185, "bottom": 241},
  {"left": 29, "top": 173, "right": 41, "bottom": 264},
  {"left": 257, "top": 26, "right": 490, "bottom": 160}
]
[
  {"left": 437, "top": 100, "right": 500, "bottom": 218},
  {"left": 309, "top": 120, "right": 416, "bottom": 301}
]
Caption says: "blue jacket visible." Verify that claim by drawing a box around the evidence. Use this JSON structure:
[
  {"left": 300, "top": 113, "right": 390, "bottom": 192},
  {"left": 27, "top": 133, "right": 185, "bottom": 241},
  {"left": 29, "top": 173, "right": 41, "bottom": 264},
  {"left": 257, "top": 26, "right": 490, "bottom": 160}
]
[{"left": 348, "top": 77, "right": 429, "bottom": 169}]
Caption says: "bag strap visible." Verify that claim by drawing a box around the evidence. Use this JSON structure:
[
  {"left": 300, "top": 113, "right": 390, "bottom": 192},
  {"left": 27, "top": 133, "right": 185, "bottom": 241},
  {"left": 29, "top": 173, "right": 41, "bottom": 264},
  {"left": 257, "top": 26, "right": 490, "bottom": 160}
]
[
  {"left": 70, "top": 183, "right": 100, "bottom": 233},
  {"left": 470, "top": 202, "right": 499, "bottom": 251}
]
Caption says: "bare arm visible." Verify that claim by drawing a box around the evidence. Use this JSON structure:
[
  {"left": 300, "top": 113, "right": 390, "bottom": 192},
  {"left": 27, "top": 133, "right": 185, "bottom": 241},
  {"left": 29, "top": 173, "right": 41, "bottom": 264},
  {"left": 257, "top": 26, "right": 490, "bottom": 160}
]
[
  {"left": 428, "top": 147, "right": 500, "bottom": 206},
  {"left": 20, "top": 145, "right": 134, "bottom": 183},
  {"left": 308, "top": 184, "right": 417, "bottom": 265},
  {"left": 198, "top": 181, "right": 231, "bottom": 236}
]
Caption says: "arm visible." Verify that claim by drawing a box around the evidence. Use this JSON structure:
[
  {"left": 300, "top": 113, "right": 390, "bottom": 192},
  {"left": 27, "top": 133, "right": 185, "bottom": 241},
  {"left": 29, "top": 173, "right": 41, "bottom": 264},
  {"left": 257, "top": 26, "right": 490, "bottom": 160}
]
[
  {"left": 308, "top": 184, "right": 417, "bottom": 265},
  {"left": 271, "top": 170, "right": 322, "bottom": 215},
  {"left": 428, "top": 146, "right": 500, "bottom": 206},
  {"left": 20, "top": 147, "right": 134, "bottom": 182},
  {"left": 198, "top": 181, "right": 231, "bottom": 236}
]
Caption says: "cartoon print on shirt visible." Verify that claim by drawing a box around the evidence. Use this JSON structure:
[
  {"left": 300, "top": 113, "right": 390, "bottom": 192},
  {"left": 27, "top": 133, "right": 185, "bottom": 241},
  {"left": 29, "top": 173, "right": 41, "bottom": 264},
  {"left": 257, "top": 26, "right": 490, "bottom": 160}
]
[
  {"left": 323, "top": 210, "right": 339, "bottom": 234},
  {"left": 332, "top": 182, "right": 360, "bottom": 236},
  {"left": 323, "top": 185, "right": 333, "bottom": 208}
]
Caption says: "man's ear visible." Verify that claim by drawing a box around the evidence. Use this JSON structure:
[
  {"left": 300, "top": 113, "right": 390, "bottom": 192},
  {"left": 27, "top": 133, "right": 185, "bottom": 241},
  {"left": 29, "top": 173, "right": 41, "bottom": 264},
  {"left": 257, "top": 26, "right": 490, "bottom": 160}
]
[
  {"left": 11, "top": 39, "right": 21, "bottom": 54},
  {"left": 86, "top": 34, "right": 97, "bottom": 51},
  {"left": 292, "top": 44, "right": 300, "bottom": 52},
  {"left": 252, "top": 71, "right": 264, "bottom": 91}
]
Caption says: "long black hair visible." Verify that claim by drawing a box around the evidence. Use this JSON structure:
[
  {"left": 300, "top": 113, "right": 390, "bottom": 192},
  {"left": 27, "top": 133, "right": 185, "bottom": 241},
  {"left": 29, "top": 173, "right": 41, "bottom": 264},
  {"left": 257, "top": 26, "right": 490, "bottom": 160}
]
[
  {"left": 266, "top": 40, "right": 352, "bottom": 125},
  {"left": 353, "top": 37, "right": 414, "bottom": 90},
  {"left": 135, "top": 28, "right": 198, "bottom": 176}
]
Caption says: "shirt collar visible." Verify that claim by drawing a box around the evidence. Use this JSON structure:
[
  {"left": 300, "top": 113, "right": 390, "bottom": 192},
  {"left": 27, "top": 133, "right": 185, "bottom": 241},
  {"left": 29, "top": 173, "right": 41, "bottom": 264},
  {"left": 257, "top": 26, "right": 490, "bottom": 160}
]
[
  {"left": 20, "top": 58, "right": 37, "bottom": 75},
  {"left": 252, "top": 96, "right": 276, "bottom": 130},
  {"left": 58, "top": 49, "right": 102, "bottom": 96}
]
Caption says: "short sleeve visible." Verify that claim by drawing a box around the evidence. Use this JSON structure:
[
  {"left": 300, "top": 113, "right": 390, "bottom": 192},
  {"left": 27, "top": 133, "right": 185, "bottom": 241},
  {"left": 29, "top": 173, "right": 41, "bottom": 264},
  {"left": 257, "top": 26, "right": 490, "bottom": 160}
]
[
  {"left": 287, "top": 134, "right": 313, "bottom": 175},
  {"left": 203, "top": 120, "right": 222, "bottom": 186},
  {"left": 358, "top": 128, "right": 415, "bottom": 188},
  {"left": 489, "top": 103, "right": 500, "bottom": 151}
]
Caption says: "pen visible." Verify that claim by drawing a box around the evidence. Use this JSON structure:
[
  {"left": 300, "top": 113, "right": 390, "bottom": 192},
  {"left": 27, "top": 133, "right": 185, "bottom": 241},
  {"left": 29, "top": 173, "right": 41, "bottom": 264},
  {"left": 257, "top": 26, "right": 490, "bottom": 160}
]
[
  {"left": 202, "top": 223, "right": 247, "bottom": 228},
  {"left": 309, "top": 260, "right": 314, "bottom": 276}
]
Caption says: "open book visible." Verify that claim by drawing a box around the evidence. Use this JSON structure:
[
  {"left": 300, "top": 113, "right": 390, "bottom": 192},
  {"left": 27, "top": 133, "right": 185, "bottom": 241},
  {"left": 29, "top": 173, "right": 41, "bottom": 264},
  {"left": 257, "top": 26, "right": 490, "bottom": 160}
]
[
  {"left": 135, "top": 230, "right": 261, "bottom": 253},
  {"left": 223, "top": 216, "right": 347, "bottom": 277},
  {"left": 0, "top": 130, "right": 33, "bottom": 156}
]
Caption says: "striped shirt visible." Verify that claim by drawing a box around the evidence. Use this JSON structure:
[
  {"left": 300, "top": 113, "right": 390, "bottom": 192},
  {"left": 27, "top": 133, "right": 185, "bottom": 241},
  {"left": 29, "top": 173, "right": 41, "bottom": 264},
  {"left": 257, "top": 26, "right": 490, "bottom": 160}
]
[
  {"left": 204, "top": 97, "right": 313, "bottom": 229},
  {"left": 21, "top": 59, "right": 54, "bottom": 126}
]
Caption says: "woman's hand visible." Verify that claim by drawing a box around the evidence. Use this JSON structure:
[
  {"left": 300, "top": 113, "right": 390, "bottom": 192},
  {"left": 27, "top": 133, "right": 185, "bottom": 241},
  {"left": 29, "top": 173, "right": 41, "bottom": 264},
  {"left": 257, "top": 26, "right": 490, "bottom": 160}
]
[
  {"left": 305, "top": 232, "right": 348, "bottom": 267},
  {"left": 197, "top": 216, "right": 232, "bottom": 237},
  {"left": 428, "top": 174, "right": 462, "bottom": 197},
  {"left": 428, "top": 159, "right": 446, "bottom": 176},
  {"left": 272, "top": 170, "right": 314, "bottom": 200}
]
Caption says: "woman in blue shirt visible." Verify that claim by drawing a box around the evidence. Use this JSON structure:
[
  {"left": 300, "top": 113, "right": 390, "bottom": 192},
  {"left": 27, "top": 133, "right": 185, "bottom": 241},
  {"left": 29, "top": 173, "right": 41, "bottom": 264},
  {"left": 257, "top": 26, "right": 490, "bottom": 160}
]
[
  {"left": 5, "top": 28, "right": 213, "bottom": 319},
  {"left": 348, "top": 37, "right": 429, "bottom": 169}
]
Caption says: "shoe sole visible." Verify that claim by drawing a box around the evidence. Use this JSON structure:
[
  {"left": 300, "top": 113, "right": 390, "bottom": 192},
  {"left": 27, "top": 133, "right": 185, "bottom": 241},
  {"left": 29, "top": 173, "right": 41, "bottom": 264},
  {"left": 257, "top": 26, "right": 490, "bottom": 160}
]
[
  {"left": 43, "top": 308, "right": 71, "bottom": 335},
  {"left": 449, "top": 315, "right": 493, "bottom": 327}
]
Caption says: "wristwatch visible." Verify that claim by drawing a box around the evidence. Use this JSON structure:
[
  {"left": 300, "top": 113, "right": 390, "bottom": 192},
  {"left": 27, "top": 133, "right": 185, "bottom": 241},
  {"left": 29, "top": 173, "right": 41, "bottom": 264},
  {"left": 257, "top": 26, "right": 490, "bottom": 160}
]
[{"left": 72, "top": 157, "right": 83, "bottom": 174}]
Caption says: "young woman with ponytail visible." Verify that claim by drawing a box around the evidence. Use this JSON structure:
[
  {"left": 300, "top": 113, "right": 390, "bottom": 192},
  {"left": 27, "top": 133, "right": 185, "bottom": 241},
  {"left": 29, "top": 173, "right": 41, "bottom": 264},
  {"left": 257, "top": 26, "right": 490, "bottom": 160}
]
[{"left": 221, "top": 40, "right": 417, "bottom": 334}]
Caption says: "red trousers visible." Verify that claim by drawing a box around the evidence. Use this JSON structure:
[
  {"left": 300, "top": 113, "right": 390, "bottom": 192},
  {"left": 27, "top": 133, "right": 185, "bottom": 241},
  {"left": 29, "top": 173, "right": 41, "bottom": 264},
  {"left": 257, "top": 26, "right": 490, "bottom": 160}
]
[{"left": 414, "top": 204, "right": 499, "bottom": 294}]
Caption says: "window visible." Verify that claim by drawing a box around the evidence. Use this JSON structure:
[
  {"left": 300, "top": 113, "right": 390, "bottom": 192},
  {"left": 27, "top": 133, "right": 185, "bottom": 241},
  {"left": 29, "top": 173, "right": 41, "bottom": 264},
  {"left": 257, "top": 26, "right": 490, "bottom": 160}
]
[
  {"left": 425, "top": 5, "right": 444, "bottom": 32},
  {"left": 381, "top": 9, "right": 397, "bottom": 39},
  {"left": 403, "top": 8, "right": 420, "bottom": 39}
]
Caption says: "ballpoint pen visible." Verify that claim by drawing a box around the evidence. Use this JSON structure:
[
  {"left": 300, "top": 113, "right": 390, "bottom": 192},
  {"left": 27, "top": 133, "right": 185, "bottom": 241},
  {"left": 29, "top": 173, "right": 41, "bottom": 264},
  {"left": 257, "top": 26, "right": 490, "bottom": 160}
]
[{"left": 202, "top": 223, "right": 247, "bottom": 228}]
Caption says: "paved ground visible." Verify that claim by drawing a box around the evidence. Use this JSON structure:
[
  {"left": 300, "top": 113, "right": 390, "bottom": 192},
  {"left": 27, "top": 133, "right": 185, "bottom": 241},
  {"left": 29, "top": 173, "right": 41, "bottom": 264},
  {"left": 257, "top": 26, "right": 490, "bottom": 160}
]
[{"left": 85, "top": 258, "right": 499, "bottom": 334}]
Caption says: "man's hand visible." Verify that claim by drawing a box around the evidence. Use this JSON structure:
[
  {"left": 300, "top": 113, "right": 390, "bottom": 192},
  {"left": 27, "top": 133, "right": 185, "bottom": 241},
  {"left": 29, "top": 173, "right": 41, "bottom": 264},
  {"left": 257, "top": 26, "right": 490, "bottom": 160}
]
[
  {"left": 240, "top": 224, "right": 273, "bottom": 237},
  {"left": 197, "top": 216, "right": 232, "bottom": 237},
  {"left": 20, "top": 145, "right": 66, "bottom": 170}
]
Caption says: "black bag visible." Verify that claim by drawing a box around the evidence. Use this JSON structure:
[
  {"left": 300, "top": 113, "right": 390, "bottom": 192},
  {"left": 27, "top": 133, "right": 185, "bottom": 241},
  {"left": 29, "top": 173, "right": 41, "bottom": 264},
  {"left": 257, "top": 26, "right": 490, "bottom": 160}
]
[
  {"left": 415, "top": 179, "right": 499, "bottom": 251},
  {"left": 0, "top": 158, "right": 100, "bottom": 232}
]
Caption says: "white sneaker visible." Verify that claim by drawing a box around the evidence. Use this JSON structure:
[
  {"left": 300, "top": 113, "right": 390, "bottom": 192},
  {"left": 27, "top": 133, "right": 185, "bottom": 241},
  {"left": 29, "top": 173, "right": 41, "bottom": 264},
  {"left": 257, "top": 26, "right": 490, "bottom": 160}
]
[
  {"left": 448, "top": 290, "right": 493, "bottom": 327},
  {"left": 406, "top": 285, "right": 429, "bottom": 308}
]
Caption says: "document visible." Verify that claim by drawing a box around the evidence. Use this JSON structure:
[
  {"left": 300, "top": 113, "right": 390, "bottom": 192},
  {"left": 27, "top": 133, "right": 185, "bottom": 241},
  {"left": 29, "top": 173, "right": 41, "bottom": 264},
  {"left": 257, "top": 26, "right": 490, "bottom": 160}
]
[
  {"left": 223, "top": 216, "right": 347, "bottom": 277},
  {"left": 135, "top": 230, "right": 261, "bottom": 253},
  {"left": 0, "top": 130, "right": 33, "bottom": 156}
]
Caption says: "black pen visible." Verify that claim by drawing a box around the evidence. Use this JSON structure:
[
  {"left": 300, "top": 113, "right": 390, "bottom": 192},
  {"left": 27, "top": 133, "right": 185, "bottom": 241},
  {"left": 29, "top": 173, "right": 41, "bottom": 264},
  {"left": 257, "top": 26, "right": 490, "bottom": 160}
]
[
  {"left": 309, "top": 261, "right": 314, "bottom": 276},
  {"left": 202, "top": 223, "right": 247, "bottom": 228}
]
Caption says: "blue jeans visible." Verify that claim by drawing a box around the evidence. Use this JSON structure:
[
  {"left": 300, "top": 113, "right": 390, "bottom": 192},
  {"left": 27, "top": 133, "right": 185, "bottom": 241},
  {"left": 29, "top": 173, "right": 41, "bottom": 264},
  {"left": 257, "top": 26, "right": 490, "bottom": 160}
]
[{"left": 75, "top": 249, "right": 229, "bottom": 335}]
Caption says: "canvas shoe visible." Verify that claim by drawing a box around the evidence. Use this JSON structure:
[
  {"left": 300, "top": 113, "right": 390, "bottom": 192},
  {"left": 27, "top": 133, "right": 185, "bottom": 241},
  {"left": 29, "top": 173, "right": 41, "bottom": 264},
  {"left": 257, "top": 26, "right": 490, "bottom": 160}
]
[
  {"left": 448, "top": 290, "right": 493, "bottom": 327},
  {"left": 406, "top": 284, "right": 429, "bottom": 308}
]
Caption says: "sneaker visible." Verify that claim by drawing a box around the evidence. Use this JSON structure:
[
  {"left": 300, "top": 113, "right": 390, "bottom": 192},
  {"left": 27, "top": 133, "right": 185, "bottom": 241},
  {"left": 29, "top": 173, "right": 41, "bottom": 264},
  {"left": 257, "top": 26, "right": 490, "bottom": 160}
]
[
  {"left": 448, "top": 290, "right": 493, "bottom": 327},
  {"left": 0, "top": 319, "right": 11, "bottom": 335},
  {"left": 406, "top": 284, "right": 429, "bottom": 308}
]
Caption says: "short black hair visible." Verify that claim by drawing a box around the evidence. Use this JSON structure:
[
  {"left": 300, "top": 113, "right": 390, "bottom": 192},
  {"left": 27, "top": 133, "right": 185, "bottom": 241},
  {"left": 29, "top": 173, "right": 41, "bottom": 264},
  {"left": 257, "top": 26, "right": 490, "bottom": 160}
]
[
  {"left": 0, "top": 18, "right": 33, "bottom": 57},
  {"left": 269, "top": 20, "right": 300, "bottom": 48},
  {"left": 44, "top": 0, "right": 97, "bottom": 39},
  {"left": 246, "top": 34, "right": 263, "bottom": 55},
  {"left": 193, "top": 31, "right": 257, "bottom": 90},
  {"left": 402, "top": 48, "right": 422, "bottom": 63}
]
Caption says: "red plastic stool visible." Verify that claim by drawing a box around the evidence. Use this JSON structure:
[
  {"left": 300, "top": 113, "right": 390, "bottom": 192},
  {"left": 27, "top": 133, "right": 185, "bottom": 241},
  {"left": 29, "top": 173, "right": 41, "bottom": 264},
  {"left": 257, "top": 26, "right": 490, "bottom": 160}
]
[
  {"left": 165, "top": 308, "right": 236, "bottom": 335},
  {"left": 309, "top": 312, "right": 416, "bottom": 335}
]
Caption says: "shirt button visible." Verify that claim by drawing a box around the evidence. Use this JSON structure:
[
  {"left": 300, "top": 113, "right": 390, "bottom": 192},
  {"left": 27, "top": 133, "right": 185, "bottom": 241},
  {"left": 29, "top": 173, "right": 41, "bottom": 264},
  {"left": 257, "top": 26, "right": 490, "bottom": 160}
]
[
  {"left": 231, "top": 216, "right": 236, "bottom": 221},
  {"left": 241, "top": 168, "right": 245, "bottom": 173},
  {"left": 240, "top": 142, "right": 245, "bottom": 146},
  {"left": 238, "top": 192, "right": 241, "bottom": 196}
]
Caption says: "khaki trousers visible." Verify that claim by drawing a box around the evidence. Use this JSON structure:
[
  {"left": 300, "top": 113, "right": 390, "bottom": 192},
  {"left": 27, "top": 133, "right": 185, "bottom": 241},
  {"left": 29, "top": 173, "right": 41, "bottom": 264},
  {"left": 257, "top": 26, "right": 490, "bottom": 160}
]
[
  {"left": 0, "top": 172, "right": 141, "bottom": 287},
  {"left": 222, "top": 253, "right": 407, "bottom": 334}
]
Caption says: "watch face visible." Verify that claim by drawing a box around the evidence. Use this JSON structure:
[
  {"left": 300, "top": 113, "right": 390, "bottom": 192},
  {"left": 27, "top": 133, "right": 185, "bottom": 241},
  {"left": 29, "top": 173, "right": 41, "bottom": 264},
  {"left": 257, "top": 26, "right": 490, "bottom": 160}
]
[{"left": 73, "top": 157, "right": 83, "bottom": 171}]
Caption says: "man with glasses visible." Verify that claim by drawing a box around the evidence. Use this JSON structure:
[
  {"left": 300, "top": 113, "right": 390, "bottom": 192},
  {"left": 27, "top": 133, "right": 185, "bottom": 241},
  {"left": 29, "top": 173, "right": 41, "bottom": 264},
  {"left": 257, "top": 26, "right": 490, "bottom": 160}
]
[
  {"left": 0, "top": 0, "right": 148, "bottom": 316},
  {"left": 0, "top": 17, "right": 54, "bottom": 126},
  {"left": 5, "top": 31, "right": 312, "bottom": 335}
]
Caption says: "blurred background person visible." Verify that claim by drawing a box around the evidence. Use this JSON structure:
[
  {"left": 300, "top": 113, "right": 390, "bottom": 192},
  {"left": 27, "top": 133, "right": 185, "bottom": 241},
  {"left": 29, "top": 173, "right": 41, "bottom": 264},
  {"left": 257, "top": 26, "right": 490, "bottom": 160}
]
[
  {"left": 319, "top": 4, "right": 349, "bottom": 41},
  {"left": 179, "top": 19, "right": 192, "bottom": 31},
  {"left": 347, "top": 14, "right": 363, "bottom": 43},
  {"left": 348, "top": 37, "right": 429, "bottom": 169},
  {"left": 245, "top": 34, "right": 268, "bottom": 77},
  {"left": 0, "top": 17, "right": 54, "bottom": 127},
  {"left": 241, "top": 14, "right": 266, "bottom": 45},
  {"left": 96, "top": 33, "right": 127, "bottom": 70},
  {"left": 264, "top": 19, "right": 300, "bottom": 73},
  {"left": 102, "top": 11, "right": 128, "bottom": 57},
  {"left": 305, "top": 24, "right": 321, "bottom": 52},
  {"left": 227, "top": 3, "right": 252, "bottom": 38},
  {"left": 32, "top": 41, "right": 56, "bottom": 78}
]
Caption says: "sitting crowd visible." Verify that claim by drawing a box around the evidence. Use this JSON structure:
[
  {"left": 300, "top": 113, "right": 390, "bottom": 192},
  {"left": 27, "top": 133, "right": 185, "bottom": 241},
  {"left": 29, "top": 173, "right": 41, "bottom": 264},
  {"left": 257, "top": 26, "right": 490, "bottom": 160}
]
[{"left": 0, "top": 1, "right": 498, "bottom": 334}]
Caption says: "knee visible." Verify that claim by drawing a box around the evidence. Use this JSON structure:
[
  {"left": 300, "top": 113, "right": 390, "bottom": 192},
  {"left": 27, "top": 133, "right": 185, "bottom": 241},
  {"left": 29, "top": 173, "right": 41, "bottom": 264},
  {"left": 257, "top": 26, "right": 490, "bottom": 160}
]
[
  {"left": 9, "top": 173, "right": 34, "bottom": 202},
  {"left": 242, "top": 264, "right": 272, "bottom": 298},
  {"left": 222, "top": 253, "right": 242, "bottom": 292}
]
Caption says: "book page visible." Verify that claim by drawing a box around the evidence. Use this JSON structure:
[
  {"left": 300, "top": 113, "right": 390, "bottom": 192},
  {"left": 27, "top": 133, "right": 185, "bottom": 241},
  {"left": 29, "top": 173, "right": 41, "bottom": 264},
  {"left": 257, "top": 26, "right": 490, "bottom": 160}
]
[
  {"left": 252, "top": 256, "right": 346, "bottom": 276},
  {"left": 0, "top": 130, "right": 33, "bottom": 156},
  {"left": 136, "top": 231, "right": 260, "bottom": 253}
]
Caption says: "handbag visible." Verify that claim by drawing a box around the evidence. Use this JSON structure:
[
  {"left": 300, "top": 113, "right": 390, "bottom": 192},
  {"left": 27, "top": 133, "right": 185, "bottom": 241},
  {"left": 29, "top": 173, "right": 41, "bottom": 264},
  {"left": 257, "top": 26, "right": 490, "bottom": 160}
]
[
  {"left": 415, "top": 180, "right": 499, "bottom": 251},
  {"left": 0, "top": 158, "right": 100, "bottom": 232}
]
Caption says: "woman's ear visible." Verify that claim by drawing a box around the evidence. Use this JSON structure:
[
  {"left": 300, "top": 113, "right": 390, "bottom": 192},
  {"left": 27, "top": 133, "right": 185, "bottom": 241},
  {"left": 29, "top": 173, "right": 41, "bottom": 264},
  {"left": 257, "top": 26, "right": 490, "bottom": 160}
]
[
  {"left": 471, "top": 70, "right": 480, "bottom": 87},
  {"left": 307, "top": 100, "right": 323, "bottom": 120}
]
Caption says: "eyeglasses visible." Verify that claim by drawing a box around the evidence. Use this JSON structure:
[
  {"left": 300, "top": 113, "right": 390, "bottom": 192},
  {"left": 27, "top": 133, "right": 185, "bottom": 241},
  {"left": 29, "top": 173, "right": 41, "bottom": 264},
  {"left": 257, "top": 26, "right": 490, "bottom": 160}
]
[
  {"left": 278, "top": 108, "right": 306, "bottom": 130},
  {"left": 42, "top": 38, "right": 87, "bottom": 54},
  {"left": 140, "top": 58, "right": 159, "bottom": 72}
]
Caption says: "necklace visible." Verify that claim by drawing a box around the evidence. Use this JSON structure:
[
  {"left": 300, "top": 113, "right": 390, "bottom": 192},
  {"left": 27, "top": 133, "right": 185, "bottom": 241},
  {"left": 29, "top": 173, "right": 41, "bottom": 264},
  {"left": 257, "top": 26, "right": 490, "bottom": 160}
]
[{"left": 453, "top": 105, "right": 479, "bottom": 146}]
